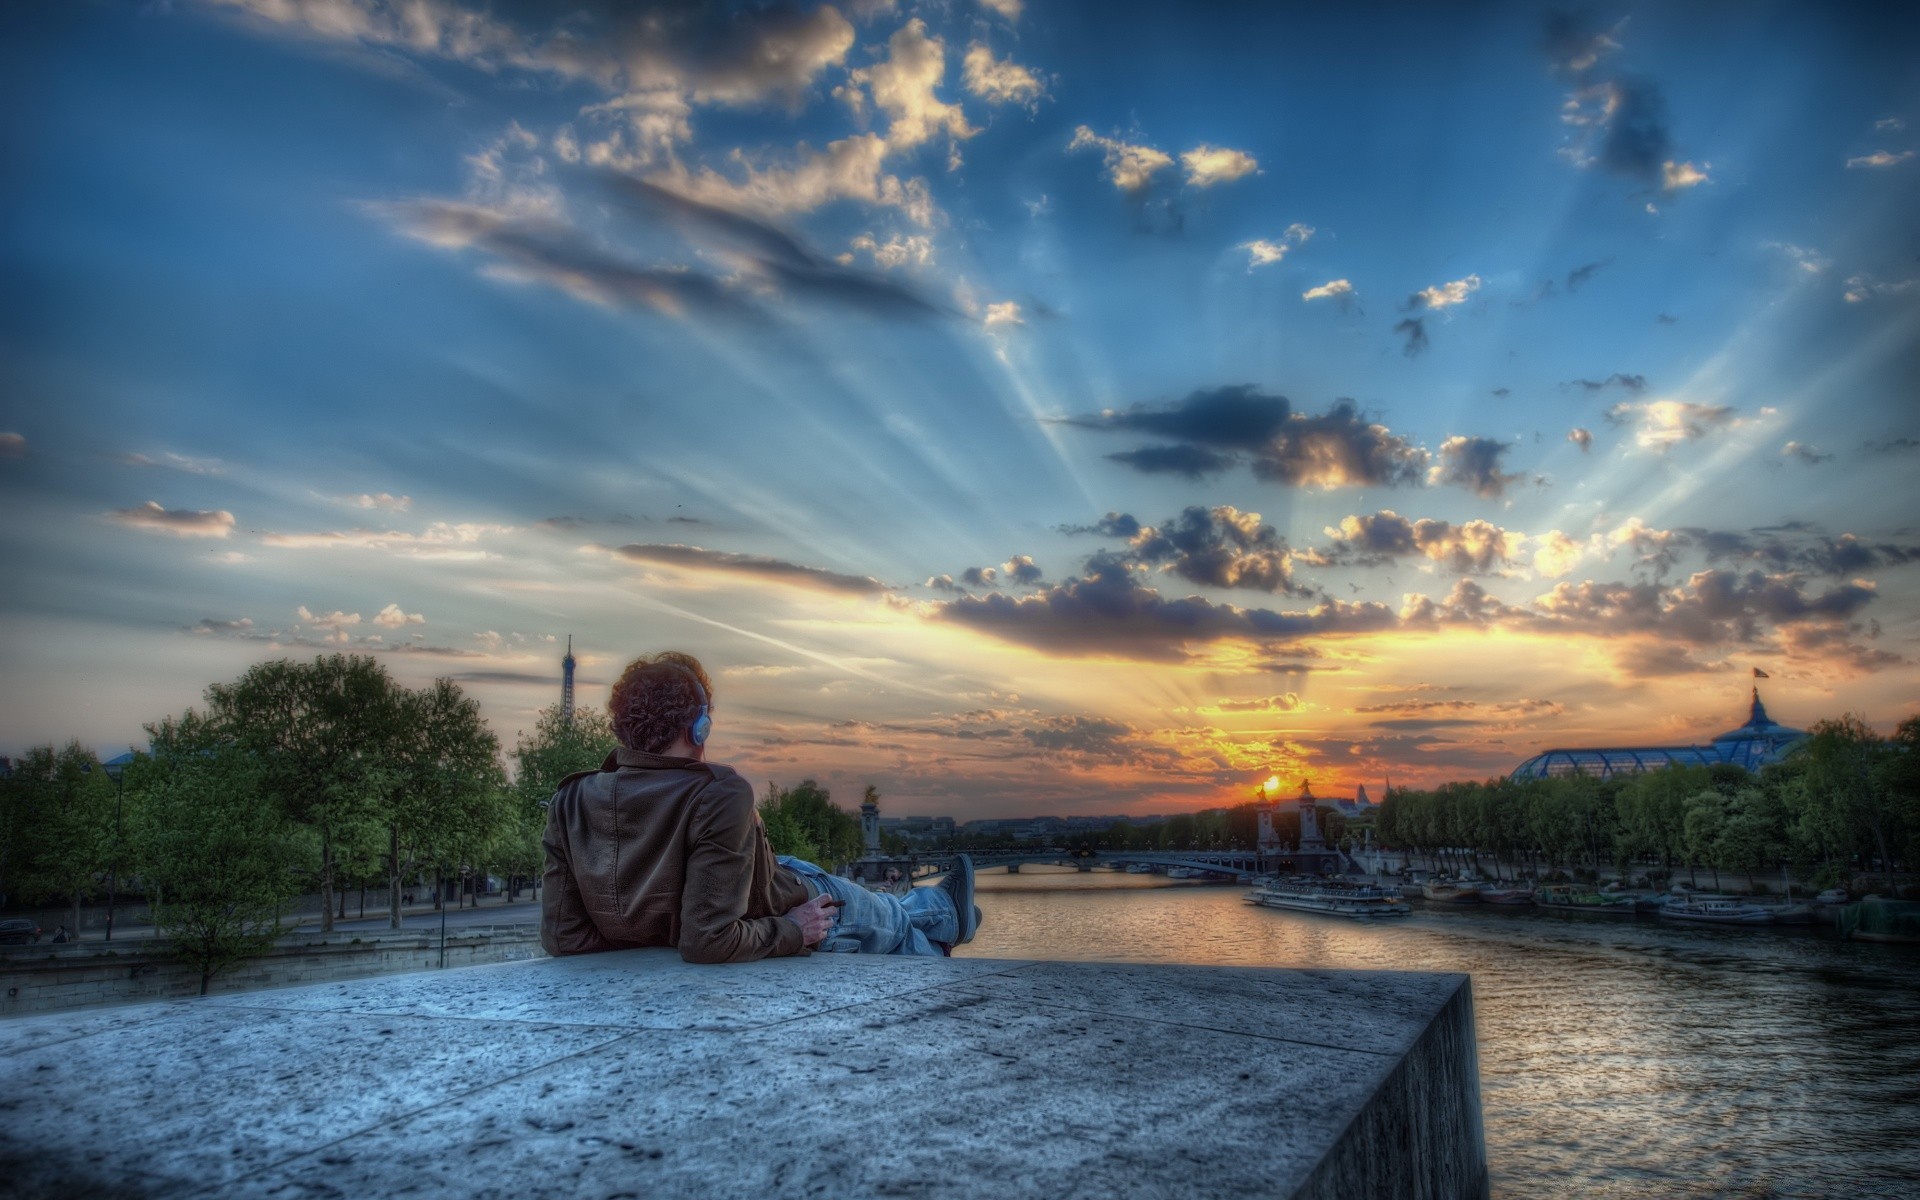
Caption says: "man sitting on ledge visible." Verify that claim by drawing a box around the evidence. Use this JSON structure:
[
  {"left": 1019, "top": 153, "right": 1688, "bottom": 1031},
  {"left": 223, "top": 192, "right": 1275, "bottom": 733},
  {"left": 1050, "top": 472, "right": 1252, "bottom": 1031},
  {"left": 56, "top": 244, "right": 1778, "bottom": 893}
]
[{"left": 541, "top": 651, "right": 980, "bottom": 964}]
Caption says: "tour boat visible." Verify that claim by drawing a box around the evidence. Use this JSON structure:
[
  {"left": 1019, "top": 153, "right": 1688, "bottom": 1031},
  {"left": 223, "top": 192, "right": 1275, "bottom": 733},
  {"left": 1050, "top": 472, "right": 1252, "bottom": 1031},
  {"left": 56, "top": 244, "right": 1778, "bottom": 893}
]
[
  {"left": 1124, "top": 863, "right": 1153, "bottom": 874},
  {"left": 1533, "top": 884, "right": 1637, "bottom": 915},
  {"left": 1421, "top": 879, "right": 1484, "bottom": 904},
  {"left": 1247, "top": 877, "right": 1411, "bottom": 919},
  {"left": 1658, "top": 896, "right": 1774, "bottom": 924},
  {"left": 1166, "top": 867, "right": 1199, "bottom": 879}
]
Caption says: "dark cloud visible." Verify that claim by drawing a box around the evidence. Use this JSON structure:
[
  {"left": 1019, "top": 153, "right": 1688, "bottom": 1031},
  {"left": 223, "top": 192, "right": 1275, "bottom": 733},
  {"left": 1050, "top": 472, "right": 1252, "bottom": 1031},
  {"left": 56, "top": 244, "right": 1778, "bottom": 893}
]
[
  {"left": 1593, "top": 76, "right": 1672, "bottom": 184},
  {"left": 960, "top": 565, "right": 999, "bottom": 587},
  {"left": 1540, "top": 9, "right": 1621, "bottom": 74},
  {"left": 1677, "top": 528, "right": 1920, "bottom": 577},
  {"left": 931, "top": 552, "right": 1395, "bottom": 660},
  {"left": 108, "top": 501, "right": 236, "bottom": 538},
  {"left": 1022, "top": 715, "right": 1135, "bottom": 754},
  {"left": 1429, "top": 436, "right": 1523, "bottom": 499},
  {"left": 1781, "top": 442, "right": 1833, "bottom": 466},
  {"left": 1566, "top": 259, "right": 1611, "bottom": 291},
  {"left": 1064, "top": 388, "right": 1431, "bottom": 491},
  {"left": 1001, "top": 555, "right": 1044, "bottom": 586},
  {"left": 1655, "top": 313, "right": 1679, "bottom": 324},
  {"left": 1393, "top": 317, "right": 1428, "bottom": 357},
  {"left": 1060, "top": 384, "right": 1292, "bottom": 449},
  {"left": 1490, "top": 387, "right": 1511, "bottom": 398},
  {"left": 1254, "top": 400, "right": 1427, "bottom": 489},
  {"left": 614, "top": 543, "right": 885, "bottom": 594},
  {"left": 604, "top": 175, "right": 946, "bottom": 319},
  {"left": 1125, "top": 506, "right": 1304, "bottom": 594},
  {"left": 924, "top": 574, "right": 966, "bottom": 593},
  {"left": 1863, "top": 437, "right": 1920, "bottom": 454},
  {"left": 1106, "top": 444, "right": 1238, "bottom": 478},
  {"left": 1061, "top": 512, "right": 1144, "bottom": 539},
  {"left": 1562, "top": 373, "right": 1646, "bottom": 393}
]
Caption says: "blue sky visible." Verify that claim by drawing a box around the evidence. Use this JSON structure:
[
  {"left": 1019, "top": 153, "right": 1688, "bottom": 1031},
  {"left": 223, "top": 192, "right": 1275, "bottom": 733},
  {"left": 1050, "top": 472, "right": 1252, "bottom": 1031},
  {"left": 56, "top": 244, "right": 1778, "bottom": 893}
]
[{"left": 2, "top": 0, "right": 1916, "bottom": 816}]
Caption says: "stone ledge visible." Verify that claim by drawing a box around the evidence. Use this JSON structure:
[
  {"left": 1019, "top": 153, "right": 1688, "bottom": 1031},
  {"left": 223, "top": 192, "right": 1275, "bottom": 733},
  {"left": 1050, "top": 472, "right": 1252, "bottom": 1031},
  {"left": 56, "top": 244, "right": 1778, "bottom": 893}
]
[{"left": 0, "top": 950, "right": 1486, "bottom": 1199}]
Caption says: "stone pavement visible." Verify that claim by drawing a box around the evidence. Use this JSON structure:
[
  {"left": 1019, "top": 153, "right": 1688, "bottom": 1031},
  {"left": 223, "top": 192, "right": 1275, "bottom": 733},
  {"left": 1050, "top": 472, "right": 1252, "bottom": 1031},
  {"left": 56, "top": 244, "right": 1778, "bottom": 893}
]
[{"left": 0, "top": 950, "right": 1486, "bottom": 1199}]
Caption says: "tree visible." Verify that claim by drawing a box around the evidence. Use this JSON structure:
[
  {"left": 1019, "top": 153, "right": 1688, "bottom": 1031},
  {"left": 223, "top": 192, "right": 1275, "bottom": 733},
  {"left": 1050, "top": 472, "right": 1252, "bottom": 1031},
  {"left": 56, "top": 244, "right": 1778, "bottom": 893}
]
[
  {"left": 757, "top": 780, "right": 861, "bottom": 869},
  {"left": 378, "top": 678, "right": 508, "bottom": 925},
  {"left": 130, "top": 713, "right": 304, "bottom": 994},
  {"left": 0, "top": 743, "right": 114, "bottom": 930},
  {"left": 205, "top": 656, "right": 398, "bottom": 933}
]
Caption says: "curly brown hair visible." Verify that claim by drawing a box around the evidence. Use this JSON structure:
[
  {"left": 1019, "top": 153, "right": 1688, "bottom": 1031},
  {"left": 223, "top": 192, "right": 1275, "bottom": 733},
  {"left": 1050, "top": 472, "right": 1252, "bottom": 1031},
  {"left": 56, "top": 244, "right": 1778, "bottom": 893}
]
[{"left": 608, "top": 651, "right": 715, "bottom": 753}]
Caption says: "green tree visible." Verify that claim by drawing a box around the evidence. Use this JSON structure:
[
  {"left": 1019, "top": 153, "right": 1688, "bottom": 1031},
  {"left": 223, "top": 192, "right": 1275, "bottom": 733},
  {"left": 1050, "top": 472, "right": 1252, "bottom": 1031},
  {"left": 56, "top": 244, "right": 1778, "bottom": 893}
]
[
  {"left": 130, "top": 713, "right": 304, "bottom": 994},
  {"left": 379, "top": 678, "right": 508, "bottom": 924},
  {"left": 205, "top": 655, "right": 397, "bottom": 933},
  {"left": 0, "top": 743, "right": 114, "bottom": 931},
  {"left": 757, "top": 780, "right": 861, "bottom": 869}
]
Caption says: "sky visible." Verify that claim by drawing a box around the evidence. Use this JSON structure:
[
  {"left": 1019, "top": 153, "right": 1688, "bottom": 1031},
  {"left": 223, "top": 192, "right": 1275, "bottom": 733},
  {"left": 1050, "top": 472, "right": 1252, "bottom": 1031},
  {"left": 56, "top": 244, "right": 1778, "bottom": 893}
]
[{"left": 2, "top": 0, "right": 1917, "bottom": 818}]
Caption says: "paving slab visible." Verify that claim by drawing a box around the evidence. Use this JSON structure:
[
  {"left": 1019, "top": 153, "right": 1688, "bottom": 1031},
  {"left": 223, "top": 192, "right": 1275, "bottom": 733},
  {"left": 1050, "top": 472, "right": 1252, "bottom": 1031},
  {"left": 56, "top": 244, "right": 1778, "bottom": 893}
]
[{"left": 0, "top": 949, "right": 1486, "bottom": 1199}]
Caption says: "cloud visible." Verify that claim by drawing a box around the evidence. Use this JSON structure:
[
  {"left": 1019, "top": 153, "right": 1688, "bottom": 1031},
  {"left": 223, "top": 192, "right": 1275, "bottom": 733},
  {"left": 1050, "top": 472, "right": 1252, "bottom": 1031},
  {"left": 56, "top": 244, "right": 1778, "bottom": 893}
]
[
  {"left": 1068, "top": 126, "right": 1174, "bottom": 193},
  {"left": 1768, "top": 243, "right": 1829, "bottom": 275},
  {"left": 1781, "top": 441, "right": 1833, "bottom": 465},
  {"left": 1661, "top": 160, "right": 1710, "bottom": 190},
  {"left": 1678, "top": 528, "right": 1919, "bottom": 577},
  {"left": 1532, "top": 530, "right": 1588, "bottom": 578},
  {"left": 1061, "top": 512, "right": 1144, "bottom": 539},
  {"left": 0, "top": 432, "right": 23, "bottom": 458},
  {"left": 261, "top": 521, "right": 513, "bottom": 559},
  {"left": 1540, "top": 10, "right": 1622, "bottom": 73},
  {"left": 961, "top": 43, "right": 1042, "bottom": 106},
  {"left": 1316, "top": 510, "right": 1521, "bottom": 573},
  {"left": 842, "top": 19, "right": 973, "bottom": 152},
  {"left": 1562, "top": 373, "right": 1646, "bottom": 393},
  {"left": 1428, "top": 436, "right": 1522, "bottom": 498},
  {"left": 1104, "top": 445, "right": 1237, "bottom": 478},
  {"left": 119, "top": 451, "right": 224, "bottom": 474},
  {"left": 1393, "top": 317, "right": 1428, "bottom": 356},
  {"left": 1565, "top": 260, "right": 1610, "bottom": 291},
  {"left": 651, "top": 131, "right": 933, "bottom": 226},
  {"left": 978, "top": 0, "right": 1022, "bottom": 21},
  {"left": 1604, "top": 399, "right": 1742, "bottom": 448},
  {"left": 929, "top": 552, "right": 1395, "bottom": 660},
  {"left": 1212, "top": 694, "right": 1304, "bottom": 713},
  {"left": 1843, "top": 273, "right": 1919, "bottom": 303},
  {"left": 1121, "top": 506, "right": 1305, "bottom": 594},
  {"left": 339, "top": 491, "right": 411, "bottom": 510},
  {"left": 1876, "top": 118, "right": 1906, "bottom": 133},
  {"left": 840, "top": 232, "right": 933, "bottom": 270},
  {"left": 373, "top": 199, "right": 753, "bottom": 318},
  {"left": 373, "top": 603, "right": 426, "bottom": 628},
  {"left": 1063, "top": 386, "right": 1431, "bottom": 490},
  {"left": 983, "top": 300, "right": 1024, "bottom": 327},
  {"left": 1240, "top": 223, "right": 1312, "bottom": 270},
  {"left": 107, "top": 501, "right": 235, "bottom": 538},
  {"left": 613, "top": 543, "right": 886, "bottom": 595},
  {"left": 961, "top": 565, "right": 998, "bottom": 588},
  {"left": 296, "top": 606, "right": 361, "bottom": 630},
  {"left": 1000, "top": 555, "right": 1043, "bottom": 585},
  {"left": 1846, "top": 150, "right": 1914, "bottom": 169},
  {"left": 1302, "top": 279, "right": 1354, "bottom": 303},
  {"left": 1410, "top": 274, "right": 1481, "bottom": 310},
  {"left": 193, "top": 617, "right": 254, "bottom": 634},
  {"left": 1180, "top": 145, "right": 1259, "bottom": 187}
]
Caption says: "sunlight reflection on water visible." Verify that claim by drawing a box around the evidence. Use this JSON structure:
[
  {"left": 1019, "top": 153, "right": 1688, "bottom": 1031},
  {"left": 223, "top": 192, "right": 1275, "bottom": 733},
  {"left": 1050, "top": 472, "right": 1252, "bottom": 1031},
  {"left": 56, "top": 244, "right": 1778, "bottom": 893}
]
[{"left": 956, "top": 869, "right": 1920, "bottom": 1199}]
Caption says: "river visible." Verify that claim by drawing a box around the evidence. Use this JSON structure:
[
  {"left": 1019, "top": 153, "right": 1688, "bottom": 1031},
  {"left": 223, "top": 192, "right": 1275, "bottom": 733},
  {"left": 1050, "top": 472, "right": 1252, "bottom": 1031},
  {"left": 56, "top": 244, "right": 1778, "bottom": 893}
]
[{"left": 952, "top": 869, "right": 1920, "bottom": 1199}]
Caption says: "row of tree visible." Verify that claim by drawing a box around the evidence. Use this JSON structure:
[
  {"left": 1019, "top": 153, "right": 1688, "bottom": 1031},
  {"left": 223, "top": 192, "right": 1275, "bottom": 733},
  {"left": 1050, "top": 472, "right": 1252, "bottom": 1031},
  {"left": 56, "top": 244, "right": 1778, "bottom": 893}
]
[
  {"left": 0, "top": 655, "right": 623, "bottom": 992},
  {"left": 1373, "top": 715, "right": 1920, "bottom": 890}
]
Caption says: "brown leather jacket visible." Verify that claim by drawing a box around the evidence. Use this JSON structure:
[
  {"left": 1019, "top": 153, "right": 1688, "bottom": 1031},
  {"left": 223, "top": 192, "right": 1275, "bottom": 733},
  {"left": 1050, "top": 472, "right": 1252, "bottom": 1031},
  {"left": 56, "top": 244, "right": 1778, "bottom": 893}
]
[{"left": 540, "top": 747, "right": 810, "bottom": 963}]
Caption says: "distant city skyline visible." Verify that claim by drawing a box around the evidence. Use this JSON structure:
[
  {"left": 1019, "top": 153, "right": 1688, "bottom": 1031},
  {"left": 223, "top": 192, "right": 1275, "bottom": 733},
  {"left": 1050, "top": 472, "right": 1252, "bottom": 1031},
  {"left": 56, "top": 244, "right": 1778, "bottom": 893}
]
[{"left": 2, "top": 1, "right": 1916, "bottom": 818}]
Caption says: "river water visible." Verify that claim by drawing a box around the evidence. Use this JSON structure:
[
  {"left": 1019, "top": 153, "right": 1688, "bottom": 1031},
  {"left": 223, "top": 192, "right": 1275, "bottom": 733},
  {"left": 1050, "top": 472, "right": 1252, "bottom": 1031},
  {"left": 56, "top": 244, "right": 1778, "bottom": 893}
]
[{"left": 952, "top": 869, "right": 1920, "bottom": 1199}]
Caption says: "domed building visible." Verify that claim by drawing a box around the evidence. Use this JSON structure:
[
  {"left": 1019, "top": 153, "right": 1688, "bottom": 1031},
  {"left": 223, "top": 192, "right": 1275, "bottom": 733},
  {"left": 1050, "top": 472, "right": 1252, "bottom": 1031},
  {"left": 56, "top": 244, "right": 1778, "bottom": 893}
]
[{"left": 1509, "top": 687, "right": 1806, "bottom": 781}]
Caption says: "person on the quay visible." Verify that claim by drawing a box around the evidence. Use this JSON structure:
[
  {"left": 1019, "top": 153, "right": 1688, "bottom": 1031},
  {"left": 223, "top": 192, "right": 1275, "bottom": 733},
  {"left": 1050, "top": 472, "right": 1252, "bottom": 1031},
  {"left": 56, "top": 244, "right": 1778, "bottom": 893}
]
[{"left": 540, "top": 650, "right": 979, "bottom": 963}]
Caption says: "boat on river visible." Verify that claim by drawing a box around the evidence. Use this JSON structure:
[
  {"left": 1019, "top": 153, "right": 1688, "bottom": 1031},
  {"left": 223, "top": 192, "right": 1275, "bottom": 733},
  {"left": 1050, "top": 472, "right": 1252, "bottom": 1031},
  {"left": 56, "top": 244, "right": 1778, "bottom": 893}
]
[
  {"left": 1659, "top": 896, "right": 1773, "bottom": 924},
  {"left": 1534, "top": 884, "right": 1638, "bottom": 915},
  {"left": 1247, "top": 877, "right": 1411, "bottom": 919},
  {"left": 1422, "top": 879, "right": 1484, "bottom": 904}
]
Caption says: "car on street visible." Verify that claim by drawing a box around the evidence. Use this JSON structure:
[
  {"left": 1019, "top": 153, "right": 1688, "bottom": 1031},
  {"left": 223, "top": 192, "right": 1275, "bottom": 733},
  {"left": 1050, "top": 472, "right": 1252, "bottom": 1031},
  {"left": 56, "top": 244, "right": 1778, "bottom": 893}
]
[{"left": 0, "top": 918, "right": 42, "bottom": 945}]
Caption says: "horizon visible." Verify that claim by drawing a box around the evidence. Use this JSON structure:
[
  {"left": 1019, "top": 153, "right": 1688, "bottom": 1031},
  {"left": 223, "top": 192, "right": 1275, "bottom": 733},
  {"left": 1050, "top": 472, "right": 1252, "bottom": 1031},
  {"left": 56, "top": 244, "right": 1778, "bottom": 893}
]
[{"left": 2, "top": 0, "right": 1916, "bottom": 820}]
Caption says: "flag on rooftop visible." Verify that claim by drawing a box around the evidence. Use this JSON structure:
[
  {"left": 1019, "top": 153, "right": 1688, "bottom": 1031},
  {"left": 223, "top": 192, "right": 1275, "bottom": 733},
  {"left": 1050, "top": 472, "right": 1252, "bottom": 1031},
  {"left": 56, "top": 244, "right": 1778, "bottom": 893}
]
[{"left": 1753, "top": 668, "right": 1770, "bottom": 679}]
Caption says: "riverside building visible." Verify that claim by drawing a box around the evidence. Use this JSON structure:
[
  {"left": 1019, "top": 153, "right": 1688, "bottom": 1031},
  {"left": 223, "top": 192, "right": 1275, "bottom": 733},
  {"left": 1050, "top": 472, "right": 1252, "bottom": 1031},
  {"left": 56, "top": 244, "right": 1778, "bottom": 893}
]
[{"left": 1509, "top": 686, "right": 1806, "bottom": 781}]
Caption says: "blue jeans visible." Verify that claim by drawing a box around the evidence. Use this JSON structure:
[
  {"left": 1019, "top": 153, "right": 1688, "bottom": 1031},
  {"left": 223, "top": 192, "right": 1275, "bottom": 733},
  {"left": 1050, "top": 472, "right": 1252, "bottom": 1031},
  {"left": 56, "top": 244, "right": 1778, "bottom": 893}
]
[{"left": 778, "top": 857, "right": 957, "bottom": 956}]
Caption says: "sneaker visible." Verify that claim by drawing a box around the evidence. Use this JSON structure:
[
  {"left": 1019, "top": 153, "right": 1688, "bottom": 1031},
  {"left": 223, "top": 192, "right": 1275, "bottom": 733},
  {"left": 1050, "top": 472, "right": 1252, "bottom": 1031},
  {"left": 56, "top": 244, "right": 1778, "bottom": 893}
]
[{"left": 940, "top": 854, "right": 979, "bottom": 945}]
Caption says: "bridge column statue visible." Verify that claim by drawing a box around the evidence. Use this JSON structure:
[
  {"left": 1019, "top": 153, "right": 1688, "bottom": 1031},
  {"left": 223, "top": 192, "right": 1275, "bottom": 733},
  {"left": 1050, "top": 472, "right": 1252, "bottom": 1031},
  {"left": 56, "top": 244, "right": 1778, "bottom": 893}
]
[{"left": 1297, "top": 780, "right": 1324, "bottom": 852}]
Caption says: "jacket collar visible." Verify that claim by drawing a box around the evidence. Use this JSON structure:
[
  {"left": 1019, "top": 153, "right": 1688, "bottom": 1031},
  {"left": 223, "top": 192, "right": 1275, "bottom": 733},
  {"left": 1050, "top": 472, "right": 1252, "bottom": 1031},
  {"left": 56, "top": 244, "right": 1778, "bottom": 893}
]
[{"left": 604, "top": 747, "right": 707, "bottom": 771}]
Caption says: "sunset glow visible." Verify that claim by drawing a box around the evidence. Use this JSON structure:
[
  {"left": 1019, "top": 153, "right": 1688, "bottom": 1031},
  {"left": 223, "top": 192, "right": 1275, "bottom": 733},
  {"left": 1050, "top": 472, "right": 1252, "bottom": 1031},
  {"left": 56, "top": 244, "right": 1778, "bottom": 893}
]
[{"left": 2, "top": 1, "right": 1916, "bottom": 817}]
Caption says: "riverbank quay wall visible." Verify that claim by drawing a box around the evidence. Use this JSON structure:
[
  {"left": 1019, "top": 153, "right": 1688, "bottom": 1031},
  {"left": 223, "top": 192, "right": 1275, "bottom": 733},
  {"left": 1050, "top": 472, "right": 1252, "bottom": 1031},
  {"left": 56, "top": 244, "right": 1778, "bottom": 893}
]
[
  {"left": 0, "top": 927, "right": 543, "bottom": 1015},
  {"left": 0, "top": 950, "right": 1487, "bottom": 1200}
]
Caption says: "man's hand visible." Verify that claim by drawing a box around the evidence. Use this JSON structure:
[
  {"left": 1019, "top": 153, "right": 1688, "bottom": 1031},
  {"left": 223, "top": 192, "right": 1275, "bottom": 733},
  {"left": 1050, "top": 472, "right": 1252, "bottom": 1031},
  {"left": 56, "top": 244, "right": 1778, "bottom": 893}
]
[{"left": 784, "top": 893, "right": 841, "bottom": 946}]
